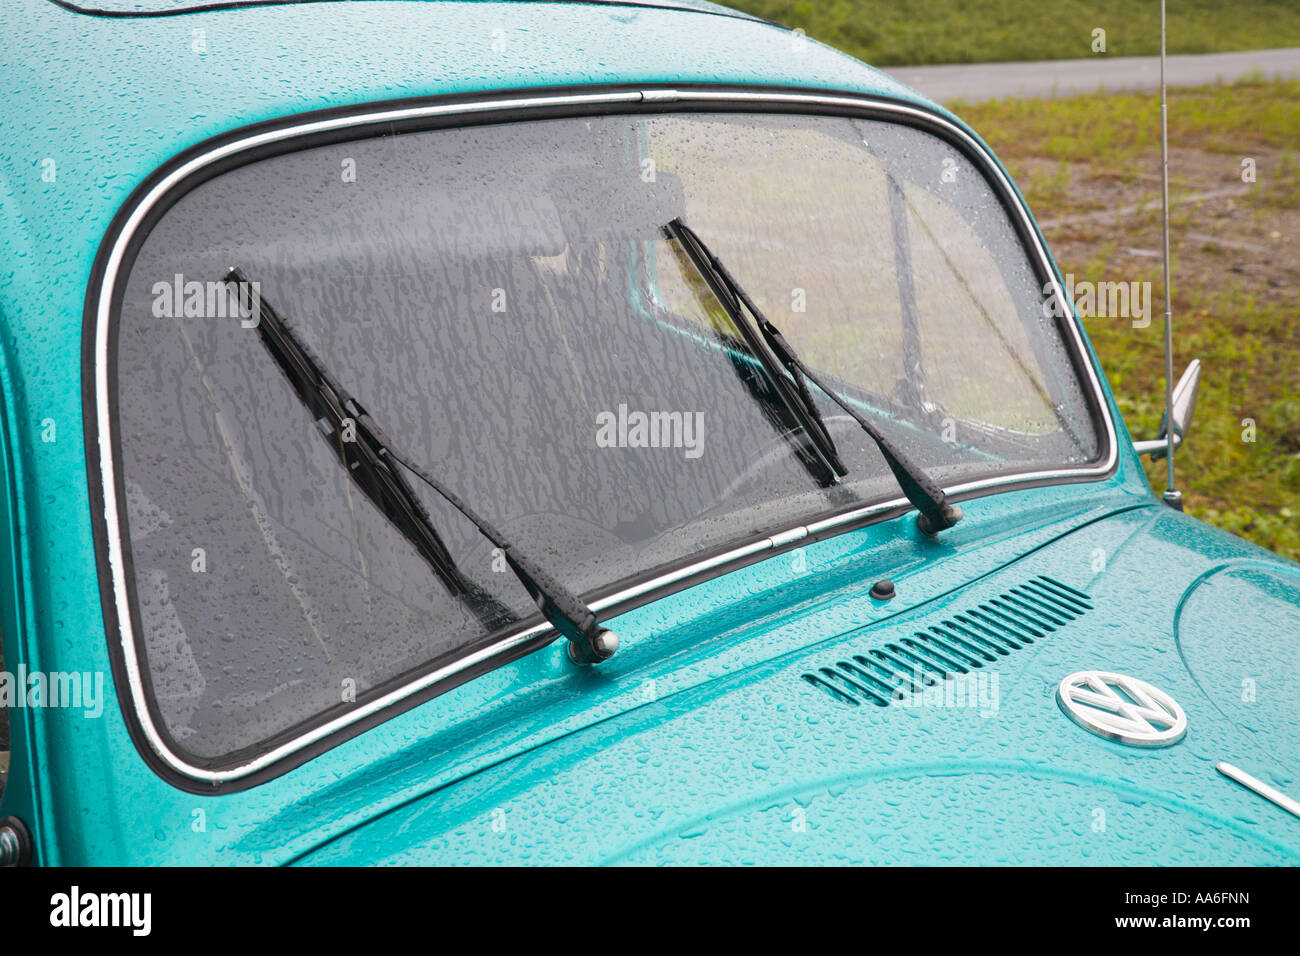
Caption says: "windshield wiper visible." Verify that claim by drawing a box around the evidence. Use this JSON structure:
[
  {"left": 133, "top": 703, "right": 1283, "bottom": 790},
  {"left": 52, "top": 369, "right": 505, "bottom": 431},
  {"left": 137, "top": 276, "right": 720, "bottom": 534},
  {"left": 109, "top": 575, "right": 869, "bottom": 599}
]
[
  {"left": 662, "top": 220, "right": 963, "bottom": 536},
  {"left": 664, "top": 218, "right": 848, "bottom": 485},
  {"left": 223, "top": 268, "right": 618, "bottom": 664}
]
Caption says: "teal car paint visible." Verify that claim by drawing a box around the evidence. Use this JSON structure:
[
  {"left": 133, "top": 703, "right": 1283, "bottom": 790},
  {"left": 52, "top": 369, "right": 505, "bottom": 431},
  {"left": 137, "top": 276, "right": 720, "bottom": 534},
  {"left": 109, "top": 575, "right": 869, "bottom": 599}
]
[{"left": 0, "top": 0, "right": 1296, "bottom": 867}]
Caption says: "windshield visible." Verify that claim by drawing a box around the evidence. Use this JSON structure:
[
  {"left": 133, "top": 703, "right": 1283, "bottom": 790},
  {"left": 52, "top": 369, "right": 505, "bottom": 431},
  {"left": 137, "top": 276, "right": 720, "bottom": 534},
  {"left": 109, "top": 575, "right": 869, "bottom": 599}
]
[{"left": 111, "top": 108, "right": 1103, "bottom": 764}]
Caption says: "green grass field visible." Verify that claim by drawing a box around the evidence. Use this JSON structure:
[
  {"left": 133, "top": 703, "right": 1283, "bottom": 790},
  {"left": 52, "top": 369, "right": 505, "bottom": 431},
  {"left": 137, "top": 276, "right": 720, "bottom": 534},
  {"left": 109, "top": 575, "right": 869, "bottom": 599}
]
[
  {"left": 958, "top": 80, "right": 1300, "bottom": 559},
  {"left": 728, "top": 0, "right": 1300, "bottom": 65}
]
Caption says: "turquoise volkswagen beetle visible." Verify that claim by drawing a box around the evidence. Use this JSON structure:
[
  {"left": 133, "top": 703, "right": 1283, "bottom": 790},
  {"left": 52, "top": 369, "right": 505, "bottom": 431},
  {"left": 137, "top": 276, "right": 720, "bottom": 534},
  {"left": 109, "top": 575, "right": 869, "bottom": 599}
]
[{"left": 1, "top": 0, "right": 1297, "bottom": 867}]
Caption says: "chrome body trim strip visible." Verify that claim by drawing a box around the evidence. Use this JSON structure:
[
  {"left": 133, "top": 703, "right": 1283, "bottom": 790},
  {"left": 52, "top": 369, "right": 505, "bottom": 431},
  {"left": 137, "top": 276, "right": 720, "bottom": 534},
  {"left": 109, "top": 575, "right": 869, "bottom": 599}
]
[{"left": 1217, "top": 761, "right": 1300, "bottom": 820}]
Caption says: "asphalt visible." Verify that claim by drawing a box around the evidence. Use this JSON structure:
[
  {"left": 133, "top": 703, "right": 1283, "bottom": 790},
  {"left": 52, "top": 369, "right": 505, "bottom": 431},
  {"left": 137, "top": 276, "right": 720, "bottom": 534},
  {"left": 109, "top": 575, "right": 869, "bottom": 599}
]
[{"left": 883, "top": 47, "right": 1300, "bottom": 104}]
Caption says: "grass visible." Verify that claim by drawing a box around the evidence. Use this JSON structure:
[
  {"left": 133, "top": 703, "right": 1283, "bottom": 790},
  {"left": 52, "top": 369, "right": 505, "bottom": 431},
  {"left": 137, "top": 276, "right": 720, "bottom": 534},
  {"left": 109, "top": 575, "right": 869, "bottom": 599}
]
[
  {"left": 727, "top": 0, "right": 1300, "bottom": 66},
  {"left": 956, "top": 77, "right": 1300, "bottom": 164},
  {"left": 957, "top": 79, "right": 1300, "bottom": 560}
]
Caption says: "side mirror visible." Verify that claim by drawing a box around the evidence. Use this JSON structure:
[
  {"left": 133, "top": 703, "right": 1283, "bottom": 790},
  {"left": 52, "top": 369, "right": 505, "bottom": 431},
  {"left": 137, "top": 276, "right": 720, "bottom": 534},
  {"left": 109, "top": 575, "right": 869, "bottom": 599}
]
[{"left": 1134, "top": 359, "right": 1201, "bottom": 460}]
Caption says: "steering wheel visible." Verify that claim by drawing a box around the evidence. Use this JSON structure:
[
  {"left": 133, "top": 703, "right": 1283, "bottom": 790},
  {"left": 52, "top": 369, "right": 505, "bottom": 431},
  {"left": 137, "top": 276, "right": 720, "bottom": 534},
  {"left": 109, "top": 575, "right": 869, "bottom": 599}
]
[{"left": 711, "top": 414, "right": 871, "bottom": 505}]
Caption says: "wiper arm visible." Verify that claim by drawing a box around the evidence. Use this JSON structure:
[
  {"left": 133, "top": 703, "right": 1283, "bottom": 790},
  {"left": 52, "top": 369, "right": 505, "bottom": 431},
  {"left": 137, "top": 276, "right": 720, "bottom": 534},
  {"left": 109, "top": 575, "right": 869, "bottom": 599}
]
[
  {"left": 670, "top": 221, "right": 842, "bottom": 476},
  {"left": 662, "top": 221, "right": 963, "bottom": 536},
  {"left": 224, "top": 268, "right": 618, "bottom": 665},
  {"left": 664, "top": 218, "right": 848, "bottom": 484}
]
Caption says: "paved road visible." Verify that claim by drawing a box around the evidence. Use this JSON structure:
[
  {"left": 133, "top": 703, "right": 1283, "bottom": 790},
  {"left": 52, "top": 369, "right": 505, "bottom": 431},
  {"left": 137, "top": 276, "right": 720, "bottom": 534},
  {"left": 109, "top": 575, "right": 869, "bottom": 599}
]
[{"left": 884, "top": 47, "right": 1300, "bottom": 104}]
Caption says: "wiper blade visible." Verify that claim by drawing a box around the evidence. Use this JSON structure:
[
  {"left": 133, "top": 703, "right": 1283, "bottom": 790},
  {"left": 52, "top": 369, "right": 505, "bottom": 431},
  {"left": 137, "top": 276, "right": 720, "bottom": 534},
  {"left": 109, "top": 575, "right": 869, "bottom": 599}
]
[
  {"left": 664, "top": 218, "right": 847, "bottom": 483},
  {"left": 224, "top": 268, "right": 618, "bottom": 665},
  {"left": 662, "top": 221, "right": 962, "bottom": 536}
]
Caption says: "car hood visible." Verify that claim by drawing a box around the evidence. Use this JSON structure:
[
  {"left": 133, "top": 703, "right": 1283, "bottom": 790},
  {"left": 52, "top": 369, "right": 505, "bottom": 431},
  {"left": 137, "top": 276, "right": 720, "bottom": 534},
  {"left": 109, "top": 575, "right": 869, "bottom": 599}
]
[{"left": 297, "top": 503, "right": 1300, "bottom": 865}]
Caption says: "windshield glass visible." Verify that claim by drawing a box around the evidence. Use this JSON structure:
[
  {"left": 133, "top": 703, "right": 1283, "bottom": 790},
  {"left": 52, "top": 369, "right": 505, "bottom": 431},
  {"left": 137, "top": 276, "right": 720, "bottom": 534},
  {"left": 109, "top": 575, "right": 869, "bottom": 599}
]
[{"left": 112, "top": 109, "right": 1103, "bottom": 763}]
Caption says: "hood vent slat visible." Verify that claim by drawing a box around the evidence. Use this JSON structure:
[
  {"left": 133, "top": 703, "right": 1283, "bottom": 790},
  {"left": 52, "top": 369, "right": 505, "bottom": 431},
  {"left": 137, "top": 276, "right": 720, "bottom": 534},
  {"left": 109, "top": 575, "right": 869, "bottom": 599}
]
[{"left": 802, "top": 576, "right": 1092, "bottom": 708}]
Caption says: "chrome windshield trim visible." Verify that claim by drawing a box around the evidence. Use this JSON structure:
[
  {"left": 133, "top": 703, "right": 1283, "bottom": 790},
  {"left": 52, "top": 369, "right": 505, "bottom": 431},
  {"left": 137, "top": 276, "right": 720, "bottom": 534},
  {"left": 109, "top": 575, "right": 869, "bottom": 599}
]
[{"left": 93, "top": 86, "right": 1118, "bottom": 785}]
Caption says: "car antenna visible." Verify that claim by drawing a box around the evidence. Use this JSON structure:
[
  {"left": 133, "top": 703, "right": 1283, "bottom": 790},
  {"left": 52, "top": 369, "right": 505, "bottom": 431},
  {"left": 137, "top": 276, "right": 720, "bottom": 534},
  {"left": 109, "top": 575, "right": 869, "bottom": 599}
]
[{"left": 1158, "top": 0, "right": 1183, "bottom": 511}]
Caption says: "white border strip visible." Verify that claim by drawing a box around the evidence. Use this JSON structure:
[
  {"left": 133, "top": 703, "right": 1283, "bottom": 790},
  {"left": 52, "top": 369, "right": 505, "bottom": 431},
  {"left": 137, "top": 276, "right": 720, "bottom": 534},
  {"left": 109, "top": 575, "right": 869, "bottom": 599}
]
[{"left": 93, "top": 88, "right": 1119, "bottom": 784}]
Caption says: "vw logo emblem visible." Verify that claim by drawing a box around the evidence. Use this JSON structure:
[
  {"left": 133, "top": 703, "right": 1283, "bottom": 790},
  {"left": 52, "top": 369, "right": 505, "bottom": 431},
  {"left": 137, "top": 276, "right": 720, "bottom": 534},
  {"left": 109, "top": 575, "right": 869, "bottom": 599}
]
[{"left": 1057, "top": 671, "right": 1187, "bottom": 747}]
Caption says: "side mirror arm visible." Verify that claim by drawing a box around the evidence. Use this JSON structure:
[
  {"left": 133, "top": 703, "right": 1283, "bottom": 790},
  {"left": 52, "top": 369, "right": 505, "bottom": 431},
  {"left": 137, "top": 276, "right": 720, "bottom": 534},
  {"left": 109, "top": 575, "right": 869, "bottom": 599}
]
[{"left": 1134, "top": 359, "right": 1201, "bottom": 460}]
